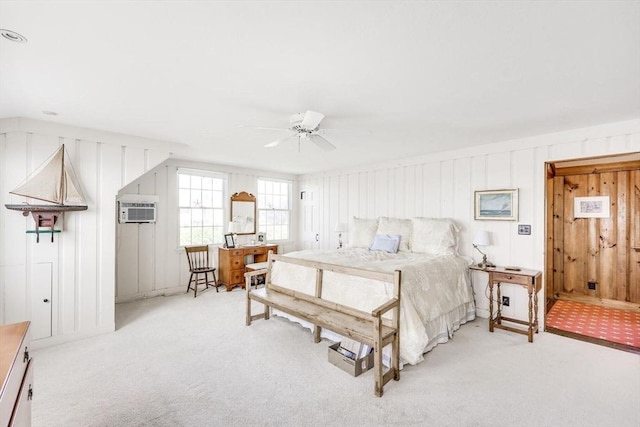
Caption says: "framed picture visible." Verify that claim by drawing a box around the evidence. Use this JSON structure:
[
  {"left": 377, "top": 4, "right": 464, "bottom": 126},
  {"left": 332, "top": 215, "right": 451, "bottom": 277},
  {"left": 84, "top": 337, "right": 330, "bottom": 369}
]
[
  {"left": 256, "top": 232, "right": 266, "bottom": 244},
  {"left": 224, "top": 233, "right": 236, "bottom": 248},
  {"left": 474, "top": 189, "right": 519, "bottom": 221},
  {"left": 574, "top": 196, "right": 610, "bottom": 218}
]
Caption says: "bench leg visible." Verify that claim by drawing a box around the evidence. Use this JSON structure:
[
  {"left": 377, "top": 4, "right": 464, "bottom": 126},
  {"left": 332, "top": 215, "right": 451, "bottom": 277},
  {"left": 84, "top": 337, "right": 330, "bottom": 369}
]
[
  {"left": 392, "top": 332, "right": 400, "bottom": 381},
  {"left": 313, "top": 325, "right": 321, "bottom": 343},
  {"left": 374, "top": 320, "right": 383, "bottom": 397},
  {"left": 373, "top": 341, "right": 383, "bottom": 397},
  {"left": 246, "top": 295, "right": 252, "bottom": 326}
]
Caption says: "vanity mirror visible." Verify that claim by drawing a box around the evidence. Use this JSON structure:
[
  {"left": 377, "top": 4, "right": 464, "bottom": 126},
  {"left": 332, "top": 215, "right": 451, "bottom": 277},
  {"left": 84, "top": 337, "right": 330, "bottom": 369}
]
[{"left": 230, "top": 191, "right": 256, "bottom": 235}]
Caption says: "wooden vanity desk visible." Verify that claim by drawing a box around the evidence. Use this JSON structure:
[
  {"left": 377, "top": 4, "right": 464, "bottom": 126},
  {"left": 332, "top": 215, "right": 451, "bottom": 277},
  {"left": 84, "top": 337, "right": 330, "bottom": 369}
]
[{"left": 218, "top": 244, "right": 278, "bottom": 291}]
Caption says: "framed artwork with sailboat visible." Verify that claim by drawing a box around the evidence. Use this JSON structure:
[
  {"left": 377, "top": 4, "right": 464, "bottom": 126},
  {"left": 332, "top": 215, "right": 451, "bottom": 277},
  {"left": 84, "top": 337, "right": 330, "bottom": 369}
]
[{"left": 4, "top": 144, "right": 87, "bottom": 242}]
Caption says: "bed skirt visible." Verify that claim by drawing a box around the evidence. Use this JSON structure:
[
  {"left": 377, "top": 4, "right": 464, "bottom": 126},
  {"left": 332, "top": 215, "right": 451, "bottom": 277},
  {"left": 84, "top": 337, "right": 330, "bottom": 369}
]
[{"left": 272, "top": 301, "right": 476, "bottom": 368}]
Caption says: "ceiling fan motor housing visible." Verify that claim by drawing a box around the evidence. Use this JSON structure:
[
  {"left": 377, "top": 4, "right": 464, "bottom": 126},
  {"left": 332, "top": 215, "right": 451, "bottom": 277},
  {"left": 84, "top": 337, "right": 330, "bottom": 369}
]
[{"left": 289, "top": 113, "right": 306, "bottom": 129}]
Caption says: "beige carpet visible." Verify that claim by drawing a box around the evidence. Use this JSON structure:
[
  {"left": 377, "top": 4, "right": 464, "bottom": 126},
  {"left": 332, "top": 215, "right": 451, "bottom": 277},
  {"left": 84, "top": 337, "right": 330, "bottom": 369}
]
[{"left": 32, "top": 287, "right": 640, "bottom": 426}]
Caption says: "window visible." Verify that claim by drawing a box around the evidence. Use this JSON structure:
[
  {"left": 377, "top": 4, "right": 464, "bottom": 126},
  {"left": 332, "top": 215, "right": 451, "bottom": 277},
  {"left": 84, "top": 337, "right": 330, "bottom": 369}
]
[
  {"left": 258, "top": 178, "right": 291, "bottom": 241},
  {"left": 178, "top": 169, "right": 226, "bottom": 246}
]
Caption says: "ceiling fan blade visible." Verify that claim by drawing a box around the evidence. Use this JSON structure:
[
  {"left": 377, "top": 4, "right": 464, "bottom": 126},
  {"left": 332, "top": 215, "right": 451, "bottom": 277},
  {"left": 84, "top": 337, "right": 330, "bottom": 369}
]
[
  {"left": 301, "top": 111, "right": 324, "bottom": 130},
  {"left": 265, "top": 134, "right": 297, "bottom": 148},
  {"left": 307, "top": 134, "right": 335, "bottom": 151},
  {"left": 238, "top": 125, "right": 290, "bottom": 132},
  {"left": 319, "top": 128, "right": 372, "bottom": 135}
]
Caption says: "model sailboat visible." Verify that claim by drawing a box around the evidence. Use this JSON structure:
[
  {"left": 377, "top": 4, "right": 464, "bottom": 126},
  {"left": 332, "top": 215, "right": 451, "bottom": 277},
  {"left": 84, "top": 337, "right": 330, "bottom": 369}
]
[{"left": 5, "top": 144, "right": 87, "bottom": 242}]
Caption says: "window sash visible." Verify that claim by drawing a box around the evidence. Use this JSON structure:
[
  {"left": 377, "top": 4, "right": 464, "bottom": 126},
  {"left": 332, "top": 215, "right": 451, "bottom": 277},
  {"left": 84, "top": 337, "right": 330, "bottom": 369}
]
[
  {"left": 178, "top": 169, "right": 226, "bottom": 246},
  {"left": 258, "top": 178, "right": 291, "bottom": 241}
]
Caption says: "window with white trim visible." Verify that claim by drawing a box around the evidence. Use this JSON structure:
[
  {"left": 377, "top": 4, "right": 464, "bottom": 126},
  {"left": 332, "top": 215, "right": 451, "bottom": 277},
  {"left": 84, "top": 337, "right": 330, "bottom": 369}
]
[
  {"left": 257, "top": 178, "right": 291, "bottom": 241},
  {"left": 178, "top": 169, "right": 226, "bottom": 246}
]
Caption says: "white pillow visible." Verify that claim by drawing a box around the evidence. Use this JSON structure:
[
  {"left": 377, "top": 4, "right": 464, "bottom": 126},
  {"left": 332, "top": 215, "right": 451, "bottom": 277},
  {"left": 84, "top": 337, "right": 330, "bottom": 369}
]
[
  {"left": 369, "top": 234, "right": 401, "bottom": 253},
  {"left": 348, "top": 217, "right": 379, "bottom": 248},
  {"left": 376, "top": 217, "right": 412, "bottom": 252},
  {"left": 411, "top": 218, "right": 460, "bottom": 255}
]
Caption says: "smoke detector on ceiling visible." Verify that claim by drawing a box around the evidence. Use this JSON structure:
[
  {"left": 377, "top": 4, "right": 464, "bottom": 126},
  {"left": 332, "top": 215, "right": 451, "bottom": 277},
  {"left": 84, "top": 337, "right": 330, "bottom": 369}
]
[{"left": 1, "top": 29, "right": 28, "bottom": 43}]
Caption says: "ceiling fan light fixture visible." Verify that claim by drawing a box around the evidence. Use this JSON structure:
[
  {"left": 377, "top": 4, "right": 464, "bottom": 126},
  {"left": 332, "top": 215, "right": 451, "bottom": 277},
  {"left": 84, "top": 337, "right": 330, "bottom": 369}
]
[{"left": 259, "top": 110, "right": 337, "bottom": 151}]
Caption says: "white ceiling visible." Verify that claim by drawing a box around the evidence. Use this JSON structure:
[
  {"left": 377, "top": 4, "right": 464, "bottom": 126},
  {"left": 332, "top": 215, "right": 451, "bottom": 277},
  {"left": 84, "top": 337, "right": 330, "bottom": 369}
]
[{"left": 1, "top": 1, "right": 639, "bottom": 175}]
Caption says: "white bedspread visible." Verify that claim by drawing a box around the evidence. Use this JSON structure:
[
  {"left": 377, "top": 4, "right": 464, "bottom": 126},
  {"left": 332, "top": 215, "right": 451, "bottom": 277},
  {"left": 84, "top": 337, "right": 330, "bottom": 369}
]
[{"left": 269, "top": 248, "right": 476, "bottom": 365}]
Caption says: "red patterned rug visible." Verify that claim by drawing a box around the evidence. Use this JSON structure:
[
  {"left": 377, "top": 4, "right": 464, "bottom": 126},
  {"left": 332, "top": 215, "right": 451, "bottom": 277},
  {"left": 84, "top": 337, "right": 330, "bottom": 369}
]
[{"left": 546, "top": 300, "right": 640, "bottom": 350}]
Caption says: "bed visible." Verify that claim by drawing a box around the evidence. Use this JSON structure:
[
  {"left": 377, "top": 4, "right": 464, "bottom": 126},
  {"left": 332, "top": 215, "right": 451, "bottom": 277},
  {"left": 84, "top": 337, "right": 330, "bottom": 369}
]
[{"left": 268, "top": 216, "right": 476, "bottom": 366}]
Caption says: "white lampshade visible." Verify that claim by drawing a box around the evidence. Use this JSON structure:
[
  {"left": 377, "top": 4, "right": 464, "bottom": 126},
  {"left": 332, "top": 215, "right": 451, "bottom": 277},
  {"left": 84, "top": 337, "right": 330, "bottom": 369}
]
[
  {"left": 228, "top": 221, "right": 239, "bottom": 233},
  {"left": 334, "top": 222, "right": 347, "bottom": 233},
  {"left": 473, "top": 230, "right": 491, "bottom": 246}
]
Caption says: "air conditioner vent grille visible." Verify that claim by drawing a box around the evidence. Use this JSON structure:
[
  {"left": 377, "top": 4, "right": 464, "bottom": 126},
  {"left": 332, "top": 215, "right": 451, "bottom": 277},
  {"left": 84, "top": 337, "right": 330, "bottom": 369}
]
[
  {"left": 117, "top": 195, "right": 158, "bottom": 223},
  {"left": 120, "top": 202, "right": 156, "bottom": 208}
]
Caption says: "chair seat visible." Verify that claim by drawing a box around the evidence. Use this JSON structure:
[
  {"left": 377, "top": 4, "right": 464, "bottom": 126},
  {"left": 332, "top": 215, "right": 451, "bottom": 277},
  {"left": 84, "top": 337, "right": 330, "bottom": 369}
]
[
  {"left": 192, "top": 267, "right": 215, "bottom": 273},
  {"left": 246, "top": 262, "right": 269, "bottom": 287},
  {"left": 245, "top": 262, "right": 268, "bottom": 271}
]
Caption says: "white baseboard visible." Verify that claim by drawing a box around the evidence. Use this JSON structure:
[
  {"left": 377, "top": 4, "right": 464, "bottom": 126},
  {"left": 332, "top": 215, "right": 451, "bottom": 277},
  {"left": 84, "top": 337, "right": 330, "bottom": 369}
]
[
  {"left": 31, "top": 324, "right": 115, "bottom": 350},
  {"left": 475, "top": 307, "right": 490, "bottom": 319},
  {"left": 115, "top": 286, "right": 185, "bottom": 304}
]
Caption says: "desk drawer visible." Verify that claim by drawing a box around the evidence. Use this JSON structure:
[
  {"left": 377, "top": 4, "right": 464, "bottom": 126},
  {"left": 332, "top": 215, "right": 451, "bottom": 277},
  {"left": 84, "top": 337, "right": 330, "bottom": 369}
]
[
  {"left": 230, "top": 269, "right": 245, "bottom": 284},
  {"left": 492, "top": 271, "right": 531, "bottom": 286},
  {"left": 244, "top": 247, "right": 266, "bottom": 256},
  {"left": 229, "top": 256, "right": 244, "bottom": 269},
  {"left": 0, "top": 323, "right": 31, "bottom": 427},
  {"left": 9, "top": 359, "right": 33, "bottom": 427},
  {"left": 227, "top": 249, "right": 243, "bottom": 257}
]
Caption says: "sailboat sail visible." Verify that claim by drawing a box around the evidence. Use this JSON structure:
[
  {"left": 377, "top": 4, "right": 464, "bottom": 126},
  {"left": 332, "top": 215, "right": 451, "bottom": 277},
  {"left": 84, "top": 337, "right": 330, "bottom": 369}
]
[{"left": 9, "top": 145, "right": 86, "bottom": 206}]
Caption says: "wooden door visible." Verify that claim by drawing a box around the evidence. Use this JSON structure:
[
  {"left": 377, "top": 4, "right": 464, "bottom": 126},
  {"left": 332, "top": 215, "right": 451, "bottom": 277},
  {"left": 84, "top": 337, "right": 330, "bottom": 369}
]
[
  {"left": 31, "top": 262, "right": 52, "bottom": 339},
  {"left": 300, "top": 187, "right": 320, "bottom": 250}
]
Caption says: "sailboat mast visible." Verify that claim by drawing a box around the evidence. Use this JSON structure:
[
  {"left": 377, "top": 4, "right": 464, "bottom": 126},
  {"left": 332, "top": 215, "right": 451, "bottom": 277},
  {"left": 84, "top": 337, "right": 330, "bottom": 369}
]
[{"left": 60, "top": 144, "right": 66, "bottom": 205}]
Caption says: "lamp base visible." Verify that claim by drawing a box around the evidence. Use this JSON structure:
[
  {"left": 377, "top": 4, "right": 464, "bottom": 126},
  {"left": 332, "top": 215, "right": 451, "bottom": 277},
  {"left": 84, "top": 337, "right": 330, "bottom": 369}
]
[{"left": 477, "top": 254, "right": 495, "bottom": 270}]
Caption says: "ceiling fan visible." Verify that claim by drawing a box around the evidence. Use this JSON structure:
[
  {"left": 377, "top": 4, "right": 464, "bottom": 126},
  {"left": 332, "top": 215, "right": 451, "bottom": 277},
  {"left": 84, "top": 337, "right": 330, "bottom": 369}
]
[{"left": 248, "top": 110, "right": 337, "bottom": 151}]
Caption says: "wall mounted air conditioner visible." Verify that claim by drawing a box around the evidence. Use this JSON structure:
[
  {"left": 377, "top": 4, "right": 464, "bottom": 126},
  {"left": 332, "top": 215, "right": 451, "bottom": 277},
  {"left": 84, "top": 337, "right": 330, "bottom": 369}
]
[{"left": 117, "top": 194, "right": 159, "bottom": 224}]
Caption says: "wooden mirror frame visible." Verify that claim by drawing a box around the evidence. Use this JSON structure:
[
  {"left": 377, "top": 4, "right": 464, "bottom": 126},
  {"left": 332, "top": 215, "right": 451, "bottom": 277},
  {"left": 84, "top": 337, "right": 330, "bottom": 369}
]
[{"left": 230, "top": 191, "right": 256, "bottom": 235}]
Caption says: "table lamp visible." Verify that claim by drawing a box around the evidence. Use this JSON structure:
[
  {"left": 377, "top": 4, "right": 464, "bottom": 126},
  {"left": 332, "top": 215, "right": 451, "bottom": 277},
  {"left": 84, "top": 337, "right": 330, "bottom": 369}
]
[
  {"left": 334, "top": 222, "right": 347, "bottom": 249},
  {"left": 228, "top": 221, "right": 239, "bottom": 246},
  {"left": 473, "top": 230, "right": 495, "bottom": 269}
]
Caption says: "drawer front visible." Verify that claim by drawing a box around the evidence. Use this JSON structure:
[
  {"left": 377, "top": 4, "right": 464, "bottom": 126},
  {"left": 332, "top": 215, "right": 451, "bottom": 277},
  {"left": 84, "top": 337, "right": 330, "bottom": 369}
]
[
  {"left": 229, "top": 249, "right": 243, "bottom": 257},
  {"left": 230, "top": 256, "right": 244, "bottom": 269},
  {"left": 0, "top": 327, "right": 30, "bottom": 427},
  {"left": 230, "top": 269, "right": 244, "bottom": 284},
  {"left": 9, "top": 359, "right": 33, "bottom": 427},
  {"left": 492, "top": 272, "right": 531, "bottom": 286},
  {"left": 245, "top": 247, "right": 264, "bottom": 256}
]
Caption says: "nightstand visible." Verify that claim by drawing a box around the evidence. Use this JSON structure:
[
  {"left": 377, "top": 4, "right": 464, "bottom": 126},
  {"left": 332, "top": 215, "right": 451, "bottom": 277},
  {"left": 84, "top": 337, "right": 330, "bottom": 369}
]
[{"left": 470, "top": 265, "right": 542, "bottom": 342}]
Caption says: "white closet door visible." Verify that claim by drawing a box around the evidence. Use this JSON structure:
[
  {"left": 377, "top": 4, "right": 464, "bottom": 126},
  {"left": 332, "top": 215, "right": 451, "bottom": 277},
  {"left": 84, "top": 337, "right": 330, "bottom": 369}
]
[{"left": 31, "top": 262, "right": 52, "bottom": 340}]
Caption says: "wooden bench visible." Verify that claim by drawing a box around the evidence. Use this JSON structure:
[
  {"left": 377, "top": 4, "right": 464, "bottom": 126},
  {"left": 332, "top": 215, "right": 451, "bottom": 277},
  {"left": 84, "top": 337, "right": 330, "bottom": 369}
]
[{"left": 245, "top": 251, "right": 401, "bottom": 397}]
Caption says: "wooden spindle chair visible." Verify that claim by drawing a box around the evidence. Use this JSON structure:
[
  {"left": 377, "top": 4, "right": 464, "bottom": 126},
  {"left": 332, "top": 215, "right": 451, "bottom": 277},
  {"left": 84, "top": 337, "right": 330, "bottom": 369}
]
[{"left": 185, "top": 245, "right": 219, "bottom": 297}]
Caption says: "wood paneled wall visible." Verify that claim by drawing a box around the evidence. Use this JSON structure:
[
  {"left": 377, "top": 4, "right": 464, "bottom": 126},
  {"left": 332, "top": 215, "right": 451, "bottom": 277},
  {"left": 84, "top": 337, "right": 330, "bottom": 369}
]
[{"left": 548, "top": 158, "right": 640, "bottom": 309}]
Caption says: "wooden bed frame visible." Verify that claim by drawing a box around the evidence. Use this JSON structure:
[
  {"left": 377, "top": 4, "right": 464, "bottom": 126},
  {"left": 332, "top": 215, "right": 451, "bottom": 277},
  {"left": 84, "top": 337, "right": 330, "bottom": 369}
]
[{"left": 245, "top": 251, "right": 402, "bottom": 397}]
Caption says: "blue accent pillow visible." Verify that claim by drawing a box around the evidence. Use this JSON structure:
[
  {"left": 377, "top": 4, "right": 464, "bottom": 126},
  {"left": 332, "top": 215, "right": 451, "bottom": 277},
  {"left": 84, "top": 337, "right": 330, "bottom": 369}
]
[{"left": 369, "top": 234, "right": 401, "bottom": 253}]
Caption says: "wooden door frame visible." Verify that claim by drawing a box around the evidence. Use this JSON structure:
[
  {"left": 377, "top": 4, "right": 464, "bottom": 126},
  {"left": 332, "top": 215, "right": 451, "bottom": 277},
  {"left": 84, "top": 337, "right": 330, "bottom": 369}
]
[{"left": 544, "top": 151, "right": 640, "bottom": 315}]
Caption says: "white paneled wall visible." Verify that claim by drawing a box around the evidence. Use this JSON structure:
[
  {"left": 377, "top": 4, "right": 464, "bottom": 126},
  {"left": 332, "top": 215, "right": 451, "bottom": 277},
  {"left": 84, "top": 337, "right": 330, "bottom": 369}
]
[
  {"left": 0, "top": 118, "right": 171, "bottom": 348},
  {"left": 115, "top": 159, "right": 297, "bottom": 302},
  {"left": 1, "top": 117, "right": 638, "bottom": 347},
  {"left": 298, "top": 119, "right": 640, "bottom": 324}
]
